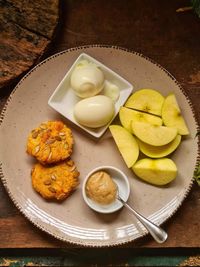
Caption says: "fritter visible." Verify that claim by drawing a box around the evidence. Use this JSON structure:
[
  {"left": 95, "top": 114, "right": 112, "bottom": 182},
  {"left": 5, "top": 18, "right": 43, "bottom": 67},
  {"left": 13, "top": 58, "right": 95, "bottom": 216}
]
[
  {"left": 31, "top": 159, "right": 79, "bottom": 201},
  {"left": 27, "top": 121, "right": 73, "bottom": 164}
]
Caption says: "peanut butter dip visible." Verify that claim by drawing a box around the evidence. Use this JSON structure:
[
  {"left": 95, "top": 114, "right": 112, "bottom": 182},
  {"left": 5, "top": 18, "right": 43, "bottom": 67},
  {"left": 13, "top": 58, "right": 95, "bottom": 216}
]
[{"left": 86, "top": 171, "right": 117, "bottom": 205}]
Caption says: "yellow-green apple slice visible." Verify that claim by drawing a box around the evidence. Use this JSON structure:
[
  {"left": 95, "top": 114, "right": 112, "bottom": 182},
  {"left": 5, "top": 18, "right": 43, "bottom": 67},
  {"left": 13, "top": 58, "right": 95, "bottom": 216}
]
[
  {"left": 131, "top": 121, "right": 177, "bottom": 146},
  {"left": 125, "top": 88, "right": 164, "bottom": 116},
  {"left": 137, "top": 134, "right": 181, "bottom": 158},
  {"left": 132, "top": 158, "right": 177, "bottom": 185},
  {"left": 162, "top": 93, "right": 189, "bottom": 135},
  {"left": 119, "top": 107, "right": 162, "bottom": 133},
  {"left": 109, "top": 125, "right": 139, "bottom": 168}
]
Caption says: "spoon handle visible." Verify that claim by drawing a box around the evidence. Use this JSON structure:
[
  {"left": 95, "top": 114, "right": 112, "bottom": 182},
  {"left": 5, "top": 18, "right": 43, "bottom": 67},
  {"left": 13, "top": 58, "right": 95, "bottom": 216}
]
[{"left": 118, "top": 196, "right": 168, "bottom": 244}]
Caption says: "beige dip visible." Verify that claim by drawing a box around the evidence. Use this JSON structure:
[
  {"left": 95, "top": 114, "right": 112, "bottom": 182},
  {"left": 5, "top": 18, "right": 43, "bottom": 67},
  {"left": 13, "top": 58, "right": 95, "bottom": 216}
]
[{"left": 86, "top": 171, "right": 117, "bottom": 205}]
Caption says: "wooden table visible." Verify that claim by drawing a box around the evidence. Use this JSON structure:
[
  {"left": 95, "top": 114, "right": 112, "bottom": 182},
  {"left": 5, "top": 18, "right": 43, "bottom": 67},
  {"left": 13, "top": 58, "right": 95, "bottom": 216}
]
[
  {"left": 0, "top": 0, "right": 200, "bottom": 265},
  {"left": 0, "top": 0, "right": 60, "bottom": 90}
]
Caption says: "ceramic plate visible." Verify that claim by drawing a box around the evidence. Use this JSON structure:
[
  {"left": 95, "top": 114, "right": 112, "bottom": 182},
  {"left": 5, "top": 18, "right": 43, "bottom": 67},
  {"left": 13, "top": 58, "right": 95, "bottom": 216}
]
[
  {"left": 0, "top": 46, "right": 199, "bottom": 247},
  {"left": 48, "top": 53, "right": 133, "bottom": 138}
]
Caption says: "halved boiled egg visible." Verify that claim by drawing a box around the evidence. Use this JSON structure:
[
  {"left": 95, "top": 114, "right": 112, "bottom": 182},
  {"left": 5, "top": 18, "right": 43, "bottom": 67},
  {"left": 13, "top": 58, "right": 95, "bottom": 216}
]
[{"left": 74, "top": 95, "right": 115, "bottom": 128}]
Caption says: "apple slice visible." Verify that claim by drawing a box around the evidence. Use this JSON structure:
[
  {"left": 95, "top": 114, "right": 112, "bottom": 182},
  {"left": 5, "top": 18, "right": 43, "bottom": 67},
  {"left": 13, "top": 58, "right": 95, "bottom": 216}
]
[
  {"left": 119, "top": 107, "right": 162, "bottom": 132},
  {"left": 109, "top": 125, "right": 139, "bottom": 168},
  {"left": 132, "top": 158, "right": 177, "bottom": 185},
  {"left": 125, "top": 88, "right": 164, "bottom": 116},
  {"left": 131, "top": 121, "right": 177, "bottom": 146},
  {"left": 162, "top": 93, "right": 189, "bottom": 135},
  {"left": 137, "top": 134, "right": 181, "bottom": 158}
]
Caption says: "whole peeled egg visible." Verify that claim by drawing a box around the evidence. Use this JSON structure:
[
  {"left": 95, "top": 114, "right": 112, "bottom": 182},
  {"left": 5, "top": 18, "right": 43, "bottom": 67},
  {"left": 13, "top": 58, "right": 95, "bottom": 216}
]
[
  {"left": 70, "top": 61, "right": 105, "bottom": 98},
  {"left": 74, "top": 95, "right": 115, "bottom": 128}
]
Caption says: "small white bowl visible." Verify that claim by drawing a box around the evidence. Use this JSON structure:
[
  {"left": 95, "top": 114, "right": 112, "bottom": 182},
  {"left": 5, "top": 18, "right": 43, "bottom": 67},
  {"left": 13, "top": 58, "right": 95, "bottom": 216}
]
[
  {"left": 82, "top": 166, "right": 130, "bottom": 214},
  {"left": 48, "top": 53, "right": 133, "bottom": 138}
]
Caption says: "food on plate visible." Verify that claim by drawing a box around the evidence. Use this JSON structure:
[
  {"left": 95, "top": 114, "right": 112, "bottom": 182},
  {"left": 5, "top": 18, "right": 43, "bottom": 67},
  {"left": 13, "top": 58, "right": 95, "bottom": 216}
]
[
  {"left": 162, "top": 93, "right": 189, "bottom": 135},
  {"left": 109, "top": 125, "right": 139, "bottom": 168},
  {"left": 119, "top": 106, "right": 162, "bottom": 133},
  {"left": 125, "top": 88, "right": 164, "bottom": 116},
  {"left": 74, "top": 95, "right": 115, "bottom": 128},
  {"left": 102, "top": 80, "right": 120, "bottom": 102},
  {"left": 86, "top": 171, "right": 117, "bottom": 204},
  {"left": 131, "top": 121, "right": 177, "bottom": 146},
  {"left": 26, "top": 121, "right": 73, "bottom": 164},
  {"left": 70, "top": 60, "right": 105, "bottom": 98},
  {"left": 137, "top": 134, "right": 181, "bottom": 158},
  {"left": 31, "top": 159, "right": 79, "bottom": 201},
  {"left": 26, "top": 120, "right": 80, "bottom": 201},
  {"left": 110, "top": 88, "right": 189, "bottom": 186},
  {"left": 132, "top": 158, "right": 177, "bottom": 185}
]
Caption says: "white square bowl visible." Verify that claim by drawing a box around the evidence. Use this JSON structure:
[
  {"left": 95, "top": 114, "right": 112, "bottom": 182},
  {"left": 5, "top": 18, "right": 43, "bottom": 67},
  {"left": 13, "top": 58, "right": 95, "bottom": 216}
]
[{"left": 48, "top": 53, "right": 133, "bottom": 138}]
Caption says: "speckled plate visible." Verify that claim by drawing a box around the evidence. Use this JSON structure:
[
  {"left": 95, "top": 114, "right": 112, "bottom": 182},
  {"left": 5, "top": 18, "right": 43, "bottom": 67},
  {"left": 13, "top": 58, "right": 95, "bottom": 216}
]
[{"left": 0, "top": 45, "right": 199, "bottom": 247}]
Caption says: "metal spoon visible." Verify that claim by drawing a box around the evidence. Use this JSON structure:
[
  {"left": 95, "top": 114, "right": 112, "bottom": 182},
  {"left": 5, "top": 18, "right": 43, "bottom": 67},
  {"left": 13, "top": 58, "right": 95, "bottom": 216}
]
[{"left": 115, "top": 184, "right": 168, "bottom": 244}]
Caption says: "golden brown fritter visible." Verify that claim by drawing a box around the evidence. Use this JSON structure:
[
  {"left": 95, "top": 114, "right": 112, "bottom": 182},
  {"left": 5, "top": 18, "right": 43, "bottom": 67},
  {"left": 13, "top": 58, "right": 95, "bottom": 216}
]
[
  {"left": 31, "top": 159, "right": 79, "bottom": 201},
  {"left": 26, "top": 121, "right": 73, "bottom": 164}
]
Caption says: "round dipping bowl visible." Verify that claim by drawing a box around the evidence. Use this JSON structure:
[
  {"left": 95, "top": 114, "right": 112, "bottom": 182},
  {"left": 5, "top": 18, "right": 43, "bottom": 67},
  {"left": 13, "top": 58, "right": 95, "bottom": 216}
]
[{"left": 82, "top": 166, "right": 130, "bottom": 214}]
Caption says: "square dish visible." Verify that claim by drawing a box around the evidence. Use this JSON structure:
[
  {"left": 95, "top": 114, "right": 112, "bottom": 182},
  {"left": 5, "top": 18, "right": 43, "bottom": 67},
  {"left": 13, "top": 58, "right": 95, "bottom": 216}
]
[{"left": 48, "top": 53, "right": 133, "bottom": 138}]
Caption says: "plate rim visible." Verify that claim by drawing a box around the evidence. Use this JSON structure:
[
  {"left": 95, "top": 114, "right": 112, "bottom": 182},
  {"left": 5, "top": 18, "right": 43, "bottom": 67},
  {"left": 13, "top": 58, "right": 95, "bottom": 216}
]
[{"left": 0, "top": 44, "right": 199, "bottom": 247}]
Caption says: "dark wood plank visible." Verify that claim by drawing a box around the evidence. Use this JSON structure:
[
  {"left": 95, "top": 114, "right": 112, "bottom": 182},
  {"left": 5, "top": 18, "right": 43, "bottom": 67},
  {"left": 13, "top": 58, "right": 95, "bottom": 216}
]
[
  {"left": 0, "top": 0, "right": 200, "bottom": 248},
  {"left": 0, "top": 0, "right": 60, "bottom": 89},
  {"left": 1, "top": 0, "right": 60, "bottom": 39}
]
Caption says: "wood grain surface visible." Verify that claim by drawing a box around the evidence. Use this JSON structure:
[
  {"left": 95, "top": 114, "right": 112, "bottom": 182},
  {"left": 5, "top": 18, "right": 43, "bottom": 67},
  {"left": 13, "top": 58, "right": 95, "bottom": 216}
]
[
  {"left": 0, "top": 0, "right": 200, "bottom": 248},
  {"left": 0, "top": 0, "right": 60, "bottom": 89}
]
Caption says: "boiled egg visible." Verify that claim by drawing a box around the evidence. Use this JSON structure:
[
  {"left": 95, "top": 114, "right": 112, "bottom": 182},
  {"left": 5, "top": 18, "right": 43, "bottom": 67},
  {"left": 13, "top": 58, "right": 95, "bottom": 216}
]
[
  {"left": 74, "top": 95, "right": 115, "bottom": 128},
  {"left": 102, "top": 80, "right": 120, "bottom": 102},
  {"left": 70, "top": 61, "right": 105, "bottom": 98}
]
